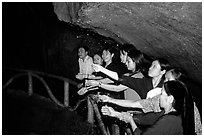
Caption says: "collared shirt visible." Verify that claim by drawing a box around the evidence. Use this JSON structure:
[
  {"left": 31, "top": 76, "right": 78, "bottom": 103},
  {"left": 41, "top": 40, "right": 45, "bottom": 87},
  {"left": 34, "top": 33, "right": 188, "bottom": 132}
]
[{"left": 78, "top": 55, "right": 93, "bottom": 75}]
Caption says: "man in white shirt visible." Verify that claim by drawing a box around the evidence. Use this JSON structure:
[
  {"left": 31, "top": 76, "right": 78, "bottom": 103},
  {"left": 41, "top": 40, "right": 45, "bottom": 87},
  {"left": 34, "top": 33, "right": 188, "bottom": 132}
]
[{"left": 76, "top": 45, "right": 93, "bottom": 80}]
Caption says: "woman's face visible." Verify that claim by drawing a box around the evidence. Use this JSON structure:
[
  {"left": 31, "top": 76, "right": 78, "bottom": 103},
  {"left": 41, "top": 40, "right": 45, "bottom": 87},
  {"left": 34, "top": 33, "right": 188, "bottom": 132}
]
[
  {"left": 93, "top": 54, "right": 103, "bottom": 65},
  {"left": 159, "top": 86, "right": 171, "bottom": 109},
  {"left": 125, "top": 56, "right": 136, "bottom": 71},
  {"left": 120, "top": 50, "right": 127, "bottom": 64},
  {"left": 164, "top": 70, "right": 175, "bottom": 82},
  {"left": 148, "top": 60, "right": 162, "bottom": 77},
  {"left": 102, "top": 50, "right": 113, "bottom": 63}
]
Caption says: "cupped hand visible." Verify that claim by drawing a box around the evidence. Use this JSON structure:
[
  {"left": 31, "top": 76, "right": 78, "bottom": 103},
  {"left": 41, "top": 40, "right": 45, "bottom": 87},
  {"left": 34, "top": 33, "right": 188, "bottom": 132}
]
[{"left": 101, "top": 105, "right": 116, "bottom": 117}]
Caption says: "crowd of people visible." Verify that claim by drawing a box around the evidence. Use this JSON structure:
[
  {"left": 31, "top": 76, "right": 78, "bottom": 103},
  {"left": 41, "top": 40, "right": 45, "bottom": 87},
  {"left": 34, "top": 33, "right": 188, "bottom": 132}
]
[{"left": 74, "top": 43, "right": 201, "bottom": 135}]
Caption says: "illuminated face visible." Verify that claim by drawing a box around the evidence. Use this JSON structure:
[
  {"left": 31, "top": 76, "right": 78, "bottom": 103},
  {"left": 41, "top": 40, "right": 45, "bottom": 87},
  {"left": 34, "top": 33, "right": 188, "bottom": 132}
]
[
  {"left": 164, "top": 70, "right": 175, "bottom": 82},
  {"left": 148, "top": 60, "right": 162, "bottom": 77},
  {"left": 159, "top": 86, "right": 169, "bottom": 108},
  {"left": 125, "top": 56, "right": 136, "bottom": 71},
  {"left": 78, "top": 47, "right": 87, "bottom": 59},
  {"left": 102, "top": 50, "right": 113, "bottom": 63},
  {"left": 93, "top": 54, "right": 103, "bottom": 65},
  {"left": 120, "top": 50, "right": 128, "bottom": 63}
]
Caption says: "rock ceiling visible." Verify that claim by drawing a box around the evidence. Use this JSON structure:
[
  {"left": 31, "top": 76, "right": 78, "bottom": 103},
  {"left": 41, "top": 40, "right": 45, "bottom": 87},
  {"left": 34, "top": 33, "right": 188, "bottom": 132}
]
[{"left": 53, "top": 2, "right": 202, "bottom": 85}]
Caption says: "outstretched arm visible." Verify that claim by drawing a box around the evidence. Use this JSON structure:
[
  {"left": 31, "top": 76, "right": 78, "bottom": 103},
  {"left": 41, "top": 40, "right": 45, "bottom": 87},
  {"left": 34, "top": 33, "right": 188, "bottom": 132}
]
[
  {"left": 99, "top": 95, "right": 143, "bottom": 108},
  {"left": 101, "top": 105, "right": 122, "bottom": 118},
  {"left": 100, "top": 83, "right": 128, "bottom": 92},
  {"left": 92, "top": 64, "right": 119, "bottom": 80},
  {"left": 85, "top": 79, "right": 127, "bottom": 92}
]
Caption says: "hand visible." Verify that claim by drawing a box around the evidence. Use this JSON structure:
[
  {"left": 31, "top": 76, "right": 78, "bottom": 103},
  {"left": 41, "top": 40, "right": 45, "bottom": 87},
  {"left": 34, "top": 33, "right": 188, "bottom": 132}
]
[
  {"left": 77, "top": 83, "right": 83, "bottom": 89},
  {"left": 120, "top": 112, "right": 133, "bottom": 123},
  {"left": 92, "top": 64, "right": 103, "bottom": 72},
  {"left": 76, "top": 73, "right": 84, "bottom": 80},
  {"left": 101, "top": 105, "right": 116, "bottom": 117},
  {"left": 87, "top": 74, "right": 96, "bottom": 79},
  {"left": 121, "top": 112, "right": 138, "bottom": 131},
  {"left": 77, "top": 87, "right": 88, "bottom": 95},
  {"left": 98, "top": 95, "right": 111, "bottom": 102},
  {"left": 85, "top": 80, "right": 99, "bottom": 87}
]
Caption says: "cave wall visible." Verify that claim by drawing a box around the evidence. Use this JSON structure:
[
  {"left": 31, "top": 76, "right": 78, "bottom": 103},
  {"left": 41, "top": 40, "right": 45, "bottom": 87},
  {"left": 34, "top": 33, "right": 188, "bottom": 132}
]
[{"left": 53, "top": 2, "right": 202, "bottom": 85}]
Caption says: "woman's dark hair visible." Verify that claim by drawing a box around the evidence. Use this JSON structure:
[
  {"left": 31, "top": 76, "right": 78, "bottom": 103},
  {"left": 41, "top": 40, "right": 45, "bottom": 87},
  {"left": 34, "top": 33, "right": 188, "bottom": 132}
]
[
  {"left": 155, "top": 58, "right": 171, "bottom": 71},
  {"left": 127, "top": 48, "right": 145, "bottom": 72},
  {"left": 93, "top": 51, "right": 103, "bottom": 58},
  {"left": 120, "top": 44, "right": 136, "bottom": 54},
  {"left": 103, "top": 44, "right": 120, "bottom": 63},
  {"left": 163, "top": 80, "right": 194, "bottom": 134},
  {"left": 170, "top": 67, "right": 188, "bottom": 84},
  {"left": 102, "top": 44, "right": 116, "bottom": 55},
  {"left": 169, "top": 68, "right": 195, "bottom": 134},
  {"left": 164, "top": 81, "right": 186, "bottom": 114}
]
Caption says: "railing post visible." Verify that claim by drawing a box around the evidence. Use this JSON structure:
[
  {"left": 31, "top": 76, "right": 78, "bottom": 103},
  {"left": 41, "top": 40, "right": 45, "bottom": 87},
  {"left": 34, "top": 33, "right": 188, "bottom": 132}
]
[
  {"left": 28, "top": 73, "right": 33, "bottom": 96},
  {"left": 111, "top": 124, "right": 120, "bottom": 135},
  {"left": 64, "top": 81, "right": 69, "bottom": 107},
  {"left": 87, "top": 96, "right": 94, "bottom": 124},
  {"left": 125, "top": 128, "right": 132, "bottom": 135},
  {"left": 89, "top": 97, "right": 108, "bottom": 135}
]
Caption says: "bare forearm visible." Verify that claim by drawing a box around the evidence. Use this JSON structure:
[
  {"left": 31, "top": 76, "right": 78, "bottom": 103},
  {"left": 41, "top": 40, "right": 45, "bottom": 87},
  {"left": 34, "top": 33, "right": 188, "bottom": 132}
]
[
  {"left": 130, "top": 118, "right": 137, "bottom": 131},
  {"left": 98, "top": 78, "right": 114, "bottom": 84},
  {"left": 100, "top": 83, "right": 128, "bottom": 92},
  {"left": 109, "top": 98, "right": 143, "bottom": 108},
  {"left": 101, "top": 67, "right": 119, "bottom": 80}
]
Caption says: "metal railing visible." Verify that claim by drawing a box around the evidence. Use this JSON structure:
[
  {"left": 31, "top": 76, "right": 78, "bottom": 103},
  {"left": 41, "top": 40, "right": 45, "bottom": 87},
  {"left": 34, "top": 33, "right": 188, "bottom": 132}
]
[
  {"left": 3, "top": 68, "right": 78, "bottom": 107},
  {"left": 3, "top": 67, "right": 132, "bottom": 135}
]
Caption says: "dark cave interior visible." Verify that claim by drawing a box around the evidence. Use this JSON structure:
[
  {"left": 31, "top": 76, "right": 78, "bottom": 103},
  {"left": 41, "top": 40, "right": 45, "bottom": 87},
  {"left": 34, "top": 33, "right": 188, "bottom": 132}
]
[{"left": 2, "top": 2, "right": 202, "bottom": 135}]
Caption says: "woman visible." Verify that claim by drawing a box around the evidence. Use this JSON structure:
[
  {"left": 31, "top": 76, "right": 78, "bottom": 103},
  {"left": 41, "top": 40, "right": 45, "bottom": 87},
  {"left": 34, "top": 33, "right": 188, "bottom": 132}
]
[
  {"left": 93, "top": 51, "right": 103, "bottom": 65},
  {"left": 87, "top": 51, "right": 105, "bottom": 80},
  {"left": 87, "top": 48, "right": 146, "bottom": 101},
  {"left": 102, "top": 44, "right": 128, "bottom": 78},
  {"left": 101, "top": 81, "right": 187, "bottom": 134},
  {"left": 98, "top": 68, "right": 187, "bottom": 109},
  {"left": 92, "top": 58, "right": 171, "bottom": 99},
  {"left": 119, "top": 44, "right": 136, "bottom": 64},
  {"left": 119, "top": 44, "right": 151, "bottom": 77}
]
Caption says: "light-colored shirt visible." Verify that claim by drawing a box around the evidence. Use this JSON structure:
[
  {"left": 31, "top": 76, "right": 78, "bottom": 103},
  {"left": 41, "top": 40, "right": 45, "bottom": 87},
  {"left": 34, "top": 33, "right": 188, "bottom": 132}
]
[{"left": 78, "top": 55, "right": 93, "bottom": 75}]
